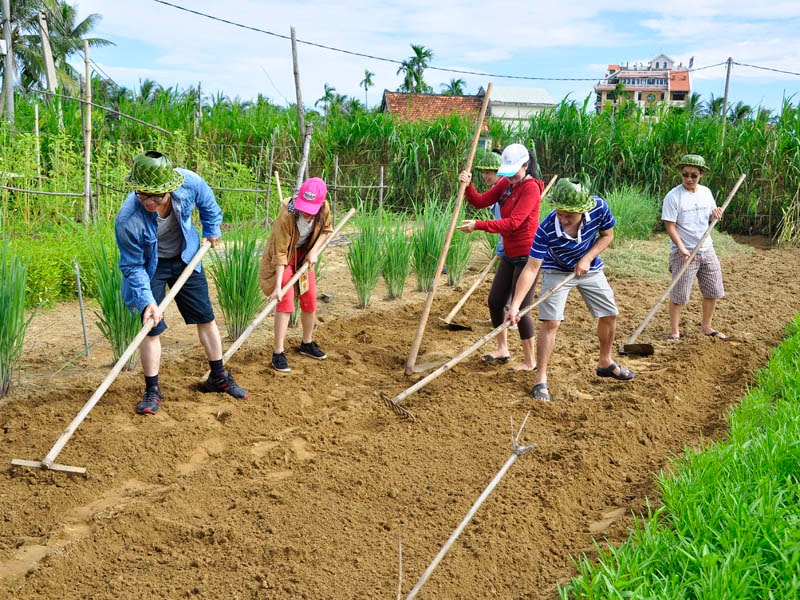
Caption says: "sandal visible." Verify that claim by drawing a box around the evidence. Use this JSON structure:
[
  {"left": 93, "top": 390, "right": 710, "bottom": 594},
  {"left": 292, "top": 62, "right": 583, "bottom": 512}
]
[
  {"left": 531, "top": 382, "right": 551, "bottom": 402},
  {"left": 596, "top": 362, "right": 635, "bottom": 381},
  {"left": 704, "top": 330, "right": 729, "bottom": 341},
  {"left": 481, "top": 354, "right": 510, "bottom": 364},
  {"left": 666, "top": 334, "right": 680, "bottom": 342}
]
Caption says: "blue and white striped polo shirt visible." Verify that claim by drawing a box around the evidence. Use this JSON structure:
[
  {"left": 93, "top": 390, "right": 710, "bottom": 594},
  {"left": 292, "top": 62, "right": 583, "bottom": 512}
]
[{"left": 529, "top": 196, "right": 616, "bottom": 272}]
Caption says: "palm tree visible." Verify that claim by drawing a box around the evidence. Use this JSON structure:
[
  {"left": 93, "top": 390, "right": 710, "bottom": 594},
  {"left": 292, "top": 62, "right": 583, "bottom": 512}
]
[
  {"left": 729, "top": 101, "right": 753, "bottom": 124},
  {"left": 441, "top": 78, "right": 465, "bottom": 95},
  {"left": 360, "top": 69, "right": 374, "bottom": 107},
  {"left": 315, "top": 82, "right": 337, "bottom": 113},
  {"left": 396, "top": 59, "right": 415, "bottom": 93},
  {"left": 684, "top": 92, "right": 703, "bottom": 115},
  {"left": 705, "top": 94, "right": 725, "bottom": 118},
  {"left": 408, "top": 44, "right": 433, "bottom": 93},
  {"left": 1, "top": 0, "right": 112, "bottom": 96}
]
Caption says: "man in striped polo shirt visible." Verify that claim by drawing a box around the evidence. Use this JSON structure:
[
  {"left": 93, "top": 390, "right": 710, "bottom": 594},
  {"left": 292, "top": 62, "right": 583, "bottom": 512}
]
[{"left": 506, "top": 176, "right": 635, "bottom": 403}]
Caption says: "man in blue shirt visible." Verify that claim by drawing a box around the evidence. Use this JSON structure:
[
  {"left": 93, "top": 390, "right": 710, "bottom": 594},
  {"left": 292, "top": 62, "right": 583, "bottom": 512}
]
[
  {"left": 116, "top": 151, "right": 248, "bottom": 415},
  {"left": 506, "top": 177, "right": 634, "bottom": 402}
]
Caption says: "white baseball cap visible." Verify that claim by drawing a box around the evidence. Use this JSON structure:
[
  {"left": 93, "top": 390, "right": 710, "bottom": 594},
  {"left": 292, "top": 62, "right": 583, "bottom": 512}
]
[{"left": 497, "top": 143, "right": 529, "bottom": 177}]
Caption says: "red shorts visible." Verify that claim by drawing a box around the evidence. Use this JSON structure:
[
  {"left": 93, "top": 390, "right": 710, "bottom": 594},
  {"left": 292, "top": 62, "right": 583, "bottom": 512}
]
[{"left": 276, "top": 261, "right": 317, "bottom": 313}]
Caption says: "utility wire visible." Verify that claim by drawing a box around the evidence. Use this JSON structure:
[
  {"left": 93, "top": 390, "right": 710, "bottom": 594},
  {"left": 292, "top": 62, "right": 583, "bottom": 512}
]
[{"left": 733, "top": 61, "right": 800, "bottom": 78}]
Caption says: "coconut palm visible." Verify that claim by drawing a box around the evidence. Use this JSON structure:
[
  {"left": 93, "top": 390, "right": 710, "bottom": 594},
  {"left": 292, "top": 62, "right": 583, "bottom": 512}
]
[
  {"left": 0, "top": 0, "right": 112, "bottom": 96},
  {"left": 441, "top": 78, "right": 466, "bottom": 95},
  {"left": 408, "top": 44, "right": 433, "bottom": 93},
  {"left": 360, "top": 69, "right": 374, "bottom": 107},
  {"left": 705, "top": 94, "right": 725, "bottom": 118},
  {"left": 315, "top": 82, "right": 339, "bottom": 114},
  {"left": 729, "top": 101, "right": 753, "bottom": 124}
]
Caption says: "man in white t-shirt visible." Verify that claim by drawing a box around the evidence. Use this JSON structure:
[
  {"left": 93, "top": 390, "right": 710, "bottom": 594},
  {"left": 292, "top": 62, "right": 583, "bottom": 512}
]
[{"left": 661, "top": 154, "right": 727, "bottom": 342}]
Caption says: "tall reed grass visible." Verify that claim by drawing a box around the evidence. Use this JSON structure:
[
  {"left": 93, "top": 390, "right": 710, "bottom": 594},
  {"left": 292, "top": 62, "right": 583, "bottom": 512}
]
[
  {"left": 0, "top": 240, "right": 33, "bottom": 396},
  {"left": 209, "top": 224, "right": 266, "bottom": 340},
  {"left": 86, "top": 236, "right": 141, "bottom": 370},
  {"left": 604, "top": 184, "right": 662, "bottom": 241}
]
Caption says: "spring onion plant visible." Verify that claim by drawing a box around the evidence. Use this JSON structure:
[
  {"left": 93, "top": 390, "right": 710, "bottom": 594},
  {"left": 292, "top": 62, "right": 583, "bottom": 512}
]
[
  {"left": 88, "top": 237, "right": 141, "bottom": 371},
  {"left": 209, "top": 223, "right": 266, "bottom": 341},
  {"left": 381, "top": 217, "right": 413, "bottom": 299},
  {"left": 446, "top": 229, "right": 472, "bottom": 286},
  {"left": 0, "top": 240, "right": 33, "bottom": 396},
  {"left": 347, "top": 215, "right": 384, "bottom": 308},
  {"left": 411, "top": 200, "right": 448, "bottom": 291}
]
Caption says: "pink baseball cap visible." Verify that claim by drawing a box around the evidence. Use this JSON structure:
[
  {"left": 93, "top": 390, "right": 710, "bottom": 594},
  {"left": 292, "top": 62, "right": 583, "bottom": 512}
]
[{"left": 294, "top": 177, "right": 327, "bottom": 215}]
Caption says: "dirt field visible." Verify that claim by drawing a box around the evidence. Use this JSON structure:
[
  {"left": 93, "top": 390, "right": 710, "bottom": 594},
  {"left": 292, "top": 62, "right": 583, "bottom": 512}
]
[{"left": 1, "top": 234, "right": 797, "bottom": 599}]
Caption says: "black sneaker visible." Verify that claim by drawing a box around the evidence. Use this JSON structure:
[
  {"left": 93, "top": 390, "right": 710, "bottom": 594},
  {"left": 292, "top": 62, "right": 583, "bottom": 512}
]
[
  {"left": 299, "top": 341, "right": 327, "bottom": 360},
  {"left": 136, "top": 386, "right": 163, "bottom": 415},
  {"left": 271, "top": 352, "right": 291, "bottom": 373},
  {"left": 202, "top": 370, "right": 248, "bottom": 399}
]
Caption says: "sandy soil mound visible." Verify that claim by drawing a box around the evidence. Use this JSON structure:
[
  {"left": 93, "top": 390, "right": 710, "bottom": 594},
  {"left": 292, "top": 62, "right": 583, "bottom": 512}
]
[{"left": 1, "top": 235, "right": 797, "bottom": 599}]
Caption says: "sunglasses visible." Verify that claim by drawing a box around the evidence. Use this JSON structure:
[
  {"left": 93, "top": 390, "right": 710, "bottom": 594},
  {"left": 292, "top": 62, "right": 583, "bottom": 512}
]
[
  {"left": 681, "top": 172, "right": 700, "bottom": 179},
  {"left": 136, "top": 191, "right": 169, "bottom": 203}
]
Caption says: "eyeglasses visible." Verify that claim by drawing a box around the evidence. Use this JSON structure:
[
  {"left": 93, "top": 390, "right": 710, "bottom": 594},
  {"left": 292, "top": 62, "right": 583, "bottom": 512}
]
[
  {"left": 681, "top": 172, "right": 700, "bottom": 180},
  {"left": 136, "top": 191, "right": 169, "bottom": 203}
]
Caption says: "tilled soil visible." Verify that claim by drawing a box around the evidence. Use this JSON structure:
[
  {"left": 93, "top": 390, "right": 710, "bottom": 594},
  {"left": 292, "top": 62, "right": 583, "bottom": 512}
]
[{"left": 0, "top": 235, "right": 797, "bottom": 599}]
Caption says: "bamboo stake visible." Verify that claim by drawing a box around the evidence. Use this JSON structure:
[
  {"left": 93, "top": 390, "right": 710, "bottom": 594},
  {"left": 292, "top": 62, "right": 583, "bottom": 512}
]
[
  {"left": 11, "top": 242, "right": 212, "bottom": 474},
  {"left": 209, "top": 208, "right": 357, "bottom": 372},
  {"left": 387, "top": 272, "right": 576, "bottom": 419},
  {"left": 404, "top": 83, "right": 493, "bottom": 375},
  {"left": 73, "top": 258, "right": 90, "bottom": 357},
  {"left": 441, "top": 174, "right": 560, "bottom": 327},
  {"left": 405, "top": 415, "right": 536, "bottom": 599}
]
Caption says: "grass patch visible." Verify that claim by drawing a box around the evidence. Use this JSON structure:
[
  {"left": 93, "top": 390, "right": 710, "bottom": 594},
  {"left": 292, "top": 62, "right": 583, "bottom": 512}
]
[{"left": 560, "top": 315, "right": 800, "bottom": 599}]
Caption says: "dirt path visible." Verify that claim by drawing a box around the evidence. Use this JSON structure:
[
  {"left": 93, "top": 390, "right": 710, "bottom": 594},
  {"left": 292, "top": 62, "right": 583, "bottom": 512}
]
[{"left": 1, "top": 236, "right": 797, "bottom": 599}]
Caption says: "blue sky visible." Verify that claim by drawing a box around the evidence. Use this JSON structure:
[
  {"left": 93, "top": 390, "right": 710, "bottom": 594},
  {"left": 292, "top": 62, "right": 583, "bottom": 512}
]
[{"left": 74, "top": 0, "right": 800, "bottom": 114}]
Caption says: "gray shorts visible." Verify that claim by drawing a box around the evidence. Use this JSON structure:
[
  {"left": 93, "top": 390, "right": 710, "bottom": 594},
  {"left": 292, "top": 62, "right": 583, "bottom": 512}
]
[{"left": 538, "top": 270, "right": 619, "bottom": 321}]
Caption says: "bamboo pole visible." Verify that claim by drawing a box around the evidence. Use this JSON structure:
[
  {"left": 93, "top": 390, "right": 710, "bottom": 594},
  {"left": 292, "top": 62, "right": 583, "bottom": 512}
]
[
  {"left": 82, "top": 40, "right": 93, "bottom": 225},
  {"left": 404, "top": 83, "right": 493, "bottom": 375}
]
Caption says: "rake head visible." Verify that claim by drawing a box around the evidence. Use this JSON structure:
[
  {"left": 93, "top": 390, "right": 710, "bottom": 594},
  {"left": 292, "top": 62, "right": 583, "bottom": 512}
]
[{"left": 381, "top": 394, "right": 416, "bottom": 421}]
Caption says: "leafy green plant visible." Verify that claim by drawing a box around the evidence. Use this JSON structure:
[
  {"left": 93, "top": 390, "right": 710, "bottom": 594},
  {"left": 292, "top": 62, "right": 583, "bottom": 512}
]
[
  {"left": 446, "top": 229, "right": 472, "bottom": 286},
  {"left": 347, "top": 215, "right": 384, "bottom": 308},
  {"left": 411, "top": 200, "right": 448, "bottom": 291},
  {"left": 0, "top": 241, "right": 34, "bottom": 397},
  {"left": 209, "top": 223, "right": 266, "bottom": 340},
  {"left": 87, "top": 237, "right": 141, "bottom": 371},
  {"left": 381, "top": 217, "right": 413, "bottom": 299}
]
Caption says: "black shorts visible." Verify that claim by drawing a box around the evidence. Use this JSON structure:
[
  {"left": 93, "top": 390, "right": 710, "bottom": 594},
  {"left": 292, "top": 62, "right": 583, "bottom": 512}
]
[{"left": 146, "top": 256, "right": 215, "bottom": 336}]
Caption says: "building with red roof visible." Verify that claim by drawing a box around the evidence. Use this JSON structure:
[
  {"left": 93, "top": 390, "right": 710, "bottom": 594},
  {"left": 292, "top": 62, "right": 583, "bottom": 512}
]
[{"left": 594, "top": 54, "right": 691, "bottom": 113}]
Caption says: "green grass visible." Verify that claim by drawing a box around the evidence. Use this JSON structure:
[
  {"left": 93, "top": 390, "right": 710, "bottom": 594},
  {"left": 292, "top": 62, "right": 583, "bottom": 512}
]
[
  {"left": 411, "top": 200, "right": 448, "bottom": 291},
  {"left": 560, "top": 315, "right": 800, "bottom": 599},
  {"left": 381, "top": 216, "right": 413, "bottom": 299},
  {"left": 605, "top": 184, "right": 662, "bottom": 241},
  {"left": 347, "top": 214, "right": 384, "bottom": 308}
]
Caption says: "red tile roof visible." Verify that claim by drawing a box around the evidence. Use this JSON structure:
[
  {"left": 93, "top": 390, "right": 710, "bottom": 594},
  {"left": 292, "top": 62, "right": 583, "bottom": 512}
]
[
  {"left": 381, "top": 91, "right": 486, "bottom": 123},
  {"left": 670, "top": 70, "right": 690, "bottom": 92}
]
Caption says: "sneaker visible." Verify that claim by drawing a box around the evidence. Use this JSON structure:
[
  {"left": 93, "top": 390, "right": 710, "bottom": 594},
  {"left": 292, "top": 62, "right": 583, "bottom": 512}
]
[
  {"left": 271, "top": 352, "right": 291, "bottom": 373},
  {"left": 299, "top": 341, "right": 327, "bottom": 360},
  {"left": 136, "top": 387, "right": 163, "bottom": 415},
  {"left": 203, "top": 370, "right": 249, "bottom": 399}
]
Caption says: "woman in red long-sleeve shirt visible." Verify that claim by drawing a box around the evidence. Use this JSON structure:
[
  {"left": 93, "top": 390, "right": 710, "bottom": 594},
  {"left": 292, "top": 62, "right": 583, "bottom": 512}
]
[{"left": 457, "top": 143, "right": 543, "bottom": 371}]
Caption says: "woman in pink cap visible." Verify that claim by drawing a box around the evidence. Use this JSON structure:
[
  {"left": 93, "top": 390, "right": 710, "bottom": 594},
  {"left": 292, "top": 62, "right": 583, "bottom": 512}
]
[{"left": 259, "top": 177, "right": 333, "bottom": 372}]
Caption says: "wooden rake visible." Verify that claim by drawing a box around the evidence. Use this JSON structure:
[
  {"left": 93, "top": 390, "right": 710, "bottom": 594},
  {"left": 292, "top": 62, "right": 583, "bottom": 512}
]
[
  {"left": 384, "top": 272, "right": 576, "bottom": 419},
  {"left": 11, "top": 242, "right": 212, "bottom": 475}
]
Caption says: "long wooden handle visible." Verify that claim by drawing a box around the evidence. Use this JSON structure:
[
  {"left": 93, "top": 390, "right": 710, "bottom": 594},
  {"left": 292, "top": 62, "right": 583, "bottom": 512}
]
[
  {"left": 442, "top": 255, "right": 498, "bottom": 324},
  {"left": 441, "top": 174, "right": 559, "bottom": 325},
  {"left": 623, "top": 172, "right": 746, "bottom": 346},
  {"left": 390, "top": 272, "right": 576, "bottom": 407},
  {"left": 217, "top": 207, "right": 357, "bottom": 367},
  {"left": 41, "top": 242, "right": 212, "bottom": 469},
  {"left": 405, "top": 83, "right": 494, "bottom": 375}
]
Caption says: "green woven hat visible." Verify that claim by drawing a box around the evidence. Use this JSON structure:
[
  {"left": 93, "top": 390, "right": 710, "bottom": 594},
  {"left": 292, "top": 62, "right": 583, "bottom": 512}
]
[
  {"left": 550, "top": 177, "right": 596, "bottom": 213},
  {"left": 124, "top": 152, "right": 185, "bottom": 194},
  {"left": 474, "top": 149, "right": 502, "bottom": 172},
  {"left": 677, "top": 153, "right": 709, "bottom": 173}
]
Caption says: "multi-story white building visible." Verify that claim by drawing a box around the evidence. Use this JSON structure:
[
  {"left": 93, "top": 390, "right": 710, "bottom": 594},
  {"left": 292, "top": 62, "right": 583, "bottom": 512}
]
[{"left": 594, "top": 54, "right": 691, "bottom": 113}]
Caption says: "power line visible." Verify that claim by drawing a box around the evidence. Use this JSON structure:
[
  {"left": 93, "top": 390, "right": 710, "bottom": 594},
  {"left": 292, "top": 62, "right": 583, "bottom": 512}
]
[{"left": 733, "top": 61, "right": 800, "bottom": 78}]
